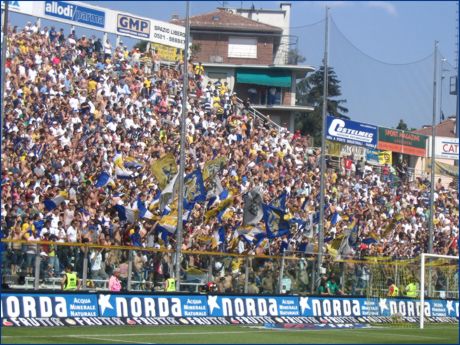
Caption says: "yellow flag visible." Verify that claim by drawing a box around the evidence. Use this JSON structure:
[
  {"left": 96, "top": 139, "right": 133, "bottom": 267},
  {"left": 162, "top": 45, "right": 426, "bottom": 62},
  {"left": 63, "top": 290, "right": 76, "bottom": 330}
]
[
  {"left": 203, "top": 156, "right": 227, "bottom": 181},
  {"left": 151, "top": 153, "right": 178, "bottom": 189},
  {"left": 378, "top": 151, "right": 392, "bottom": 165}
]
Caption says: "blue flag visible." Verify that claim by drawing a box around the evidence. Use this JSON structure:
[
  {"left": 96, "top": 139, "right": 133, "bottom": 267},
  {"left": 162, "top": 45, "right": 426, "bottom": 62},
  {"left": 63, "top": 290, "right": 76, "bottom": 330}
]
[
  {"left": 270, "top": 191, "right": 287, "bottom": 212},
  {"left": 183, "top": 169, "right": 207, "bottom": 210},
  {"left": 331, "top": 211, "right": 341, "bottom": 226},
  {"left": 94, "top": 171, "right": 114, "bottom": 188},
  {"left": 262, "top": 204, "right": 290, "bottom": 239},
  {"left": 114, "top": 205, "right": 138, "bottom": 224}
]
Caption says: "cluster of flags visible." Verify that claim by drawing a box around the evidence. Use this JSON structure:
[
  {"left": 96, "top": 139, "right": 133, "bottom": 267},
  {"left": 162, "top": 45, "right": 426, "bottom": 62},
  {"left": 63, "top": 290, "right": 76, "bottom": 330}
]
[{"left": 46, "top": 150, "right": 379, "bottom": 254}]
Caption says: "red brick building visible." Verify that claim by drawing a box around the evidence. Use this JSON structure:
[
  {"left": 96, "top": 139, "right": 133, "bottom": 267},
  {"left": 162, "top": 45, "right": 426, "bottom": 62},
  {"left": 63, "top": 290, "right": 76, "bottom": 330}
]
[{"left": 173, "top": 4, "right": 314, "bottom": 132}]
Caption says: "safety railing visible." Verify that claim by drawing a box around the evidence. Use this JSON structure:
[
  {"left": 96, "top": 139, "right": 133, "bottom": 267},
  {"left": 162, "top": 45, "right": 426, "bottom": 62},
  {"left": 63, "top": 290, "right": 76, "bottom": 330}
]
[
  {"left": 236, "top": 97, "right": 284, "bottom": 133},
  {"left": 1, "top": 239, "right": 458, "bottom": 300}
]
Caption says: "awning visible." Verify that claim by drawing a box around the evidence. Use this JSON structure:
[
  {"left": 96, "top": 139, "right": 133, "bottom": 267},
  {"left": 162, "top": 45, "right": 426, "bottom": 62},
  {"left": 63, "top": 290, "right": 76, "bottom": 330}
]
[{"left": 236, "top": 69, "right": 292, "bottom": 88}]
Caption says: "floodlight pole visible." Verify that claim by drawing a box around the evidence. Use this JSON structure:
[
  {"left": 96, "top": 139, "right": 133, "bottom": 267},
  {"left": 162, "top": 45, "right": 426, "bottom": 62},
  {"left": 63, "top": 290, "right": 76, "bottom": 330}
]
[
  {"left": 428, "top": 41, "right": 438, "bottom": 255},
  {"left": 175, "top": 0, "right": 190, "bottom": 291},
  {"left": 316, "top": 6, "right": 329, "bottom": 285}
]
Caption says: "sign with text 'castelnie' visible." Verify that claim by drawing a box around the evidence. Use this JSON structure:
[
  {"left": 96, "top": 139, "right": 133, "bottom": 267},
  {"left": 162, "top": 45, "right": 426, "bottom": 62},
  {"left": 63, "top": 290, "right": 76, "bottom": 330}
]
[
  {"left": 378, "top": 127, "right": 427, "bottom": 157},
  {"left": 326, "top": 116, "right": 378, "bottom": 149}
]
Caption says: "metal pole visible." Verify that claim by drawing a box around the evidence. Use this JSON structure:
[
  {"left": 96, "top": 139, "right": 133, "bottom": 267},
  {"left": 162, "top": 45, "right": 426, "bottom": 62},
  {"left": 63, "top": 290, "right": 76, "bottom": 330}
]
[
  {"left": 82, "top": 248, "right": 88, "bottom": 290},
  {"left": 317, "top": 6, "right": 329, "bottom": 281},
  {"left": 439, "top": 59, "right": 446, "bottom": 123},
  {"left": 278, "top": 251, "right": 286, "bottom": 294},
  {"left": 420, "top": 253, "right": 425, "bottom": 329},
  {"left": 1, "top": 0, "right": 9, "bottom": 142},
  {"left": 244, "top": 257, "right": 249, "bottom": 293},
  {"left": 175, "top": 0, "right": 190, "bottom": 291},
  {"left": 34, "top": 245, "right": 40, "bottom": 290},
  {"left": 127, "top": 250, "right": 133, "bottom": 291},
  {"left": 428, "top": 41, "right": 438, "bottom": 255}
]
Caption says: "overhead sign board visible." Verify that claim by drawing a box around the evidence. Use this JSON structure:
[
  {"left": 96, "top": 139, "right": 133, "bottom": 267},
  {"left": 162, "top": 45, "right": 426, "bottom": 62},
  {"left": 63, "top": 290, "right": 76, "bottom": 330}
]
[
  {"left": 117, "top": 14, "right": 150, "bottom": 38},
  {"left": 5, "top": 1, "right": 185, "bottom": 49},
  {"left": 326, "top": 116, "right": 378, "bottom": 149},
  {"left": 378, "top": 127, "right": 427, "bottom": 157},
  {"left": 44, "top": 1, "right": 105, "bottom": 28}
]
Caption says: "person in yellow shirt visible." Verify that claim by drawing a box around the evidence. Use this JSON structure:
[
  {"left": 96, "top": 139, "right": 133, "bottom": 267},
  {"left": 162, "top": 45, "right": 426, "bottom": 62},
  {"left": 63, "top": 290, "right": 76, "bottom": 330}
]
[
  {"left": 88, "top": 79, "right": 97, "bottom": 93},
  {"left": 194, "top": 62, "right": 204, "bottom": 81},
  {"left": 219, "top": 81, "right": 229, "bottom": 97}
]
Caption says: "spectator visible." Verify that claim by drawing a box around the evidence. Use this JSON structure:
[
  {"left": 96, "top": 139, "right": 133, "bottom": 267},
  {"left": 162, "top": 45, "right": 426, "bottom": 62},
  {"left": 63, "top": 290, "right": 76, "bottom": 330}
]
[{"left": 108, "top": 268, "right": 122, "bottom": 292}]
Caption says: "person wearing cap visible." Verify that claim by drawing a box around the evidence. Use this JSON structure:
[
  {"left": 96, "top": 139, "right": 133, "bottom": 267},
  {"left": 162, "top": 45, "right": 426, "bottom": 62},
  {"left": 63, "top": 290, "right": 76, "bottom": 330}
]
[{"left": 108, "top": 268, "right": 122, "bottom": 292}]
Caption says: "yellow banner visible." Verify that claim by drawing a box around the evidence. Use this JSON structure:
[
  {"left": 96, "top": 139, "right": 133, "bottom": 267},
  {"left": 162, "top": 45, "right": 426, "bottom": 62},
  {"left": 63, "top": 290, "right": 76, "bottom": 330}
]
[
  {"left": 378, "top": 151, "right": 392, "bottom": 165},
  {"left": 151, "top": 153, "right": 178, "bottom": 189},
  {"left": 151, "top": 43, "right": 183, "bottom": 62},
  {"left": 203, "top": 156, "right": 227, "bottom": 181},
  {"left": 326, "top": 140, "right": 341, "bottom": 157}
]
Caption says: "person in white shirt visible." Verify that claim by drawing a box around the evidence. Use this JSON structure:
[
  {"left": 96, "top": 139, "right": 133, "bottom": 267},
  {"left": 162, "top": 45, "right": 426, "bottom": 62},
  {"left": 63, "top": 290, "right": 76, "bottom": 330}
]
[
  {"left": 90, "top": 248, "right": 108, "bottom": 285},
  {"left": 104, "top": 39, "right": 112, "bottom": 59},
  {"left": 66, "top": 220, "right": 78, "bottom": 243}
]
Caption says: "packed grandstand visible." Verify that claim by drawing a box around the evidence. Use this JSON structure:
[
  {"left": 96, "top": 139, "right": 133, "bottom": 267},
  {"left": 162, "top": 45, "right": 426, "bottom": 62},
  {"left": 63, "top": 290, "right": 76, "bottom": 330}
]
[{"left": 1, "top": 22, "right": 458, "bottom": 294}]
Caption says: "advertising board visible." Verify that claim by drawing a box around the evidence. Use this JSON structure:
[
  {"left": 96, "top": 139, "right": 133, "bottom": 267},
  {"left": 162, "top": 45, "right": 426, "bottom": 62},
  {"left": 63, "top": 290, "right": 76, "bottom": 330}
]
[
  {"left": 44, "top": 1, "right": 105, "bottom": 28},
  {"left": 378, "top": 127, "right": 427, "bottom": 157},
  {"left": 326, "top": 116, "right": 378, "bottom": 149}
]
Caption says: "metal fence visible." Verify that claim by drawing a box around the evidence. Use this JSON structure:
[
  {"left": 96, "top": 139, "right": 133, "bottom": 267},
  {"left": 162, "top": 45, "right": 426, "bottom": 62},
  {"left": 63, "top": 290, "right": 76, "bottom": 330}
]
[{"left": 1, "top": 239, "right": 457, "bottom": 299}]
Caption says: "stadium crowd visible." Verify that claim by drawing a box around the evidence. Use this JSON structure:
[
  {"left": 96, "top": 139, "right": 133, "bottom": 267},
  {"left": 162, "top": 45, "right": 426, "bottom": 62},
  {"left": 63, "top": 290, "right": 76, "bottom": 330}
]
[{"left": 1, "top": 23, "right": 458, "bottom": 292}]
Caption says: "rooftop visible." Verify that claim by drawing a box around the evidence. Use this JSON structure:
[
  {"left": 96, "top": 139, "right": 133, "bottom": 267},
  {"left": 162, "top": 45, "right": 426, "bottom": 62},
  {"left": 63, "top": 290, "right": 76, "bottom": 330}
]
[
  {"left": 413, "top": 116, "right": 457, "bottom": 138},
  {"left": 171, "top": 9, "right": 283, "bottom": 33}
]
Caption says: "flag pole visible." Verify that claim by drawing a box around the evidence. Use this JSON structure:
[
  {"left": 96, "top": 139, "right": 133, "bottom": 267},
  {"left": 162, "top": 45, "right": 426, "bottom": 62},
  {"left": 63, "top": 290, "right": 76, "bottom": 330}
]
[
  {"left": 175, "top": 0, "right": 190, "bottom": 291},
  {"left": 316, "top": 6, "right": 329, "bottom": 287}
]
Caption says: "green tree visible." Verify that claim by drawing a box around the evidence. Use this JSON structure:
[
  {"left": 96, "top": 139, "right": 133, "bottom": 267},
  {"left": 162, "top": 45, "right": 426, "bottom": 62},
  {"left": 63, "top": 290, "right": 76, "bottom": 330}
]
[
  {"left": 396, "top": 119, "right": 408, "bottom": 131},
  {"left": 133, "top": 40, "right": 149, "bottom": 53},
  {"left": 288, "top": 49, "right": 306, "bottom": 65},
  {"left": 295, "top": 65, "right": 348, "bottom": 145}
]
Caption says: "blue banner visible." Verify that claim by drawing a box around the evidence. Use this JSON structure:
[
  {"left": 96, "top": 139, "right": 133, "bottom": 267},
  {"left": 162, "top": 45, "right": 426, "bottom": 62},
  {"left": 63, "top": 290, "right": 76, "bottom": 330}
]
[
  {"left": 298, "top": 297, "right": 459, "bottom": 318},
  {"left": 44, "top": 1, "right": 105, "bottom": 28},
  {"left": 98, "top": 294, "right": 208, "bottom": 318},
  {"left": 1, "top": 294, "right": 98, "bottom": 318},
  {"left": 1, "top": 294, "right": 458, "bottom": 320},
  {"left": 366, "top": 149, "right": 380, "bottom": 164},
  {"left": 207, "top": 296, "right": 299, "bottom": 317},
  {"left": 326, "top": 116, "right": 378, "bottom": 148}
]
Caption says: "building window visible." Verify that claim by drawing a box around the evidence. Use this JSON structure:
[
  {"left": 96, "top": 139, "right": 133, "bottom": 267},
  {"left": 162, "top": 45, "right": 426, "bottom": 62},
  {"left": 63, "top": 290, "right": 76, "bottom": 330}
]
[{"left": 228, "top": 37, "right": 257, "bottom": 59}]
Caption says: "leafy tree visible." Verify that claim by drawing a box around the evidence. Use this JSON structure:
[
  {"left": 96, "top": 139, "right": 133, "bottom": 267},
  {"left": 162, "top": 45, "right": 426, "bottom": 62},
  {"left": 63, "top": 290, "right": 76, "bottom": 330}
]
[
  {"left": 396, "top": 119, "right": 408, "bottom": 131},
  {"left": 133, "top": 40, "right": 149, "bottom": 53},
  {"left": 295, "top": 66, "right": 348, "bottom": 145},
  {"left": 288, "top": 49, "right": 306, "bottom": 65}
]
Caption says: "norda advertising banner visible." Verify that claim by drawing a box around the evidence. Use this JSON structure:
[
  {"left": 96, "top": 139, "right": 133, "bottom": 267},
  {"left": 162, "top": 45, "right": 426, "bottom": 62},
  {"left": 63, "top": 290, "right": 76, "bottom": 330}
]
[{"left": 1, "top": 293, "right": 458, "bottom": 323}]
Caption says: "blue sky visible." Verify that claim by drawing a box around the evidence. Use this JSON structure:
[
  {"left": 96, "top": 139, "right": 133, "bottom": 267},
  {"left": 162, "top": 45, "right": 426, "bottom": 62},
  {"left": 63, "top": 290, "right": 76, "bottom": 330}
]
[{"left": 9, "top": 1, "right": 458, "bottom": 130}]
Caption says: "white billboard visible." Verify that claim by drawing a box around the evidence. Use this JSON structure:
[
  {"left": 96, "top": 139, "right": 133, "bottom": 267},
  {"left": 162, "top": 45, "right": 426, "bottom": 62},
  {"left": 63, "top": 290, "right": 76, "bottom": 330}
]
[
  {"left": 3, "top": 1, "right": 185, "bottom": 49},
  {"left": 428, "top": 136, "right": 459, "bottom": 160}
]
